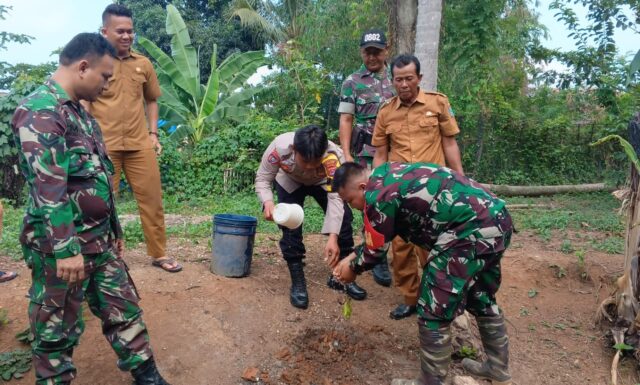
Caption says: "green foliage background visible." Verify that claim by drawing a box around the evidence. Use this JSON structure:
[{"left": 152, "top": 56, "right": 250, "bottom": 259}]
[{"left": 1, "top": 0, "right": 639, "bottom": 203}]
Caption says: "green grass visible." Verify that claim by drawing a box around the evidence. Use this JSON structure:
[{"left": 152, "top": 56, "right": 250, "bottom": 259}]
[
  {"left": 117, "top": 191, "right": 362, "bottom": 235},
  {"left": 0, "top": 200, "right": 23, "bottom": 260},
  {"left": 591, "top": 236, "right": 624, "bottom": 254},
  {"left": 509, "top": 192, "right": 623, "bottom": 234},
  {"left": 0, "top": 191, "right": 623, "bottom": 260}
]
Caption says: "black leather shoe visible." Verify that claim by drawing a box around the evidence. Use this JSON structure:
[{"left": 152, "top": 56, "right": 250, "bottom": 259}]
[
  {"left": 389, "top": 304, "right": 416, "bottom": 320},
  {"left": 327, "top": 275, "right": 345, "bottom": 290},
  {"left": 131, "top": 358, "right": 171, "bottom": 385},
  {"left": 346, "top": 282, "right": 367, "bottom": 300},
  {"left": 288, "top": 261, "right": 309, "bottom": 309},
  {"left": 372, "top": 262, "right": 392, "bottom": 287},
  {"left": 327, "top": 276, "right": 367, "bottom": 301}
]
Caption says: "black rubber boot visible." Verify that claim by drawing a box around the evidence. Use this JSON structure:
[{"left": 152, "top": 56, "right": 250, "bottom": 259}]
[
  {"left": 287, "top": 261, "right": 309, "bottom": 309},
  {"left": 372, "top": 261, "right": 392, "bottom": 287},
  {"left": 131, "top": 358, "right": 171, "bottom": 385}
]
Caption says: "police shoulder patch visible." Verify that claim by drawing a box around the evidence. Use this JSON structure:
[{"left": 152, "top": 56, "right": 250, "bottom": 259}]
[
  {"left": 322, "top": 153, "right": 340, "bottom": 177},
  {"left": 267, "top": 149, "right": 281, "bottom": 165}
]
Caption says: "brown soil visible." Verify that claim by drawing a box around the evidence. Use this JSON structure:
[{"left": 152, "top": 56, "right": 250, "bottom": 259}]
[{"left": 0, "top": 229, "right": 636, "bottom": 385}]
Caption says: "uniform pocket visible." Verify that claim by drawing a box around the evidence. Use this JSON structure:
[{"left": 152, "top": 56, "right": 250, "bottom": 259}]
[
  {"left": 386, "top": 123, "right": 405, "bottom": 134},
  {"left": 66, "top": 135, "right": 98, "bottom": 178},
  {"left": 417, "top": 116, "right": 439, "bottom": 144},
  {"left": 128, "top": 72, "right": 146, "bottom": 98}
]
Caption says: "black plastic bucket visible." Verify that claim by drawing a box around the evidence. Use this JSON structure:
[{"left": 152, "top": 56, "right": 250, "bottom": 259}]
[{"left": 211, "top": 214, "right": 257, "bottom": 277}]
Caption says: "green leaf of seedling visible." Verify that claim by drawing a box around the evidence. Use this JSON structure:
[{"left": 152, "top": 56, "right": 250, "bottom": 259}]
[
  {"left": 614, "top": 342, "right": 635, "bottom": 351},
  {"left": 528, "top": 288, "right": 538, "bottom": 298},
  {"left": 342, "top": 297, "right": 352, "bottom": 320}
]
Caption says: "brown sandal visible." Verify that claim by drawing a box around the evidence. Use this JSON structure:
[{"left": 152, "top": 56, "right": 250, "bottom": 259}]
[{"left": 151, "top": 258, "right": 183, "bottom": 273}]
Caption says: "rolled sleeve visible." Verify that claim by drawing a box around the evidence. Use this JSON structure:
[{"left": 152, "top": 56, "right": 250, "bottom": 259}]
[
  {"left": 338, "top": 78, "right": 356, "bottom": 115},
  {"left": 338, "top": 102, "right": 355, "bottom": 115}
]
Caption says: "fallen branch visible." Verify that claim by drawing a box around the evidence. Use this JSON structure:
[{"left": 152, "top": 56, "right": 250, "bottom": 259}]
[{"left": 481, "top": 183, "right": 614, "bottom": 197}]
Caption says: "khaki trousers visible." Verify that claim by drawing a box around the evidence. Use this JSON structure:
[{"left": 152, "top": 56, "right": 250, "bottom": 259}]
[
  {"left": 109, "top": 149, "right": 166, "bottom": 259},
  {"left": 391, "top": 236, "right": 428, "bottom": 306}
]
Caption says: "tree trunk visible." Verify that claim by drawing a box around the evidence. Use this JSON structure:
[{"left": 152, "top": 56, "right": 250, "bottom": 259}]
[
  {"left": 388, "top": 0, "right": 417, "bottom": 58},
  {"left": 481, "top": 183, "right": 614, "bottom": 197},
  {"left": 624, "top": 112, "right": 640, "bottom": 270},
  {"left": 415, "top": 0, "right": 442, "bottom": 91}
]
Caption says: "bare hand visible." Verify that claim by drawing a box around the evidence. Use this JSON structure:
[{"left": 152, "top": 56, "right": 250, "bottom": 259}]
[
  {"left": 333, "top": 253, "right": 357, "bottom": 283},
  {"left": 263, "top": 201, "right": 275, "bottom": 221},
  {"left": 115, "top": 239, "right": 125, "bottom": 259},
  {"left": 56, "top": 254, "right": 85, "bottom": 283},
  {"left": 150, "top": 134, "right": 163, "bottom": 156},
  {"left": 324, "top": 234, "right": 340, "bottom": 268},
  {"left": 344, "top": 153, "right": 354, "bottom": 163}
]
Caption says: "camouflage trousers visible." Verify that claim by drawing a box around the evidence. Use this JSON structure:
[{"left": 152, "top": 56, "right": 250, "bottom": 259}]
[
  {"left": 24, "top": 247, "right": 153, "bottom": 384},
  {"left": 417, "top": 229, "right": 512, "bottom": 331}
]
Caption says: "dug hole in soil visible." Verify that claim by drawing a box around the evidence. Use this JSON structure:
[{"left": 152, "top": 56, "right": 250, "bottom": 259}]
[{"left": 0, "top": 229, "right": 633, "bottom": 385}]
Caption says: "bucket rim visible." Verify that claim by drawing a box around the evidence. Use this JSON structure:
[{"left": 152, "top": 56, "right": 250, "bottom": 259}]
[{"left": 213, "top": 213, "right": 258, "bottom": 223}]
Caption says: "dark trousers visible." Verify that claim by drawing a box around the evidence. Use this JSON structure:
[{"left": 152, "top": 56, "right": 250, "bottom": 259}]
[{"left": 275, "top": 181, "right": 354, "bottom": 262}]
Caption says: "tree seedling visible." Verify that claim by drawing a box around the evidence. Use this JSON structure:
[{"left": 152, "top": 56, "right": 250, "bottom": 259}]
[{"left": 549, "top": 264, "right": 566, "bottom": 278}]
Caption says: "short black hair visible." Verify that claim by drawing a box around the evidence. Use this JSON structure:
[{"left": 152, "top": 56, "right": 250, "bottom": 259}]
[
  {"left": 102, "top": 3, "right": 133, "bottom": 25},
  {"left": 332, "top": 162, "right": 367, "bottom": 192},
  {"left": 59, "top": 33, "right": 117, "bottom": 66},
  {"left": 391, "top": 54, "right": 421, "bottom": 77},
  {"left": 293, "top": 125, "right": 328, "bottom": 161}
]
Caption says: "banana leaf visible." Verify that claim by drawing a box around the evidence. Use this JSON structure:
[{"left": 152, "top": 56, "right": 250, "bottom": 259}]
[
  {"left": 165, "top": 4, "right": 199, "bottom": 97},
  {"left": 218, "top": 50, "right": 266, "bottom": 93},
  {"left": 138, "top": 36, "right": 194, "bottom": 97},
  {"left": 199, "top": 44, "right": 220, "bottom": 120},
  {"left": 591, "top": 134, "right": 640, "bottom": 173}
]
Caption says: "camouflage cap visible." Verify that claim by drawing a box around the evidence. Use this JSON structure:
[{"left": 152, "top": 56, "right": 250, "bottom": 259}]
[{"left": 360, "top": 28, "right": 387, "bottom": 49}]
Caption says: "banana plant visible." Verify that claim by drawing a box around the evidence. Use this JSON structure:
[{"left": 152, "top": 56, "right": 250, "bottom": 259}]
[{"left": 138, "top": 4, "right": 267, "bottom": 145}]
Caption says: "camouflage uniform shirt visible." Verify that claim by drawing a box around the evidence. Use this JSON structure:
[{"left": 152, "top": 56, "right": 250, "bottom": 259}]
[
  {"left": 338, "top": 65, "right": 395, "bottom": 158},
  {"left": 12, "top": 79, "right": 122, "bottom": 260},
  {"left": 353, "top": 162, "right": 511, "bottom": 273}
]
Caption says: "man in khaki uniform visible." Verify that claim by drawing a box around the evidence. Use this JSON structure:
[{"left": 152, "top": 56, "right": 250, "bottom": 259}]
[
  {"left": 372, "top": 54, "right": 463, "bottom": 320},
  {"left": 256, "top": 125, "right": 367, "bottom": 309},
  {"left": 88, "top": 4, "right": 181, "bottom": 272}
]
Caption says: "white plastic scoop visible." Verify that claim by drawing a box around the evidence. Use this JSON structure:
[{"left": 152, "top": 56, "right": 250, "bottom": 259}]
[{"left": 273, "top": 203, "right": 304, "bottom": 229}]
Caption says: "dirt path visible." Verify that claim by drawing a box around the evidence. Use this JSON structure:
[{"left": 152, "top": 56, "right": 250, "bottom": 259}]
[{"left": 0, "top": 230, "right": 633, "bottom": 385}]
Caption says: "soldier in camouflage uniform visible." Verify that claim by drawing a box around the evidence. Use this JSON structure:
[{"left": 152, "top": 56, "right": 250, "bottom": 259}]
[
  {"left": 331, "top": 162, "right": 513, "bottom": 385},
  {"left": 338, "top": 28, "right": 395, "bottom": 287},
  {"left": 12, "top": 33, "right": 170, "bottom": 385}
]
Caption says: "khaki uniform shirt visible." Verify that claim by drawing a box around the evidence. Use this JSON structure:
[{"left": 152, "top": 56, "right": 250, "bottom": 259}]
[
  {"left": 255, "top": 132, "right": 346, "bottom": 235},
  {"left": 372, "top": 89, "right": 460, "bottom": 165},
  {"left": 89, "top": 50, "right": 162, "bottom": 151}
]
